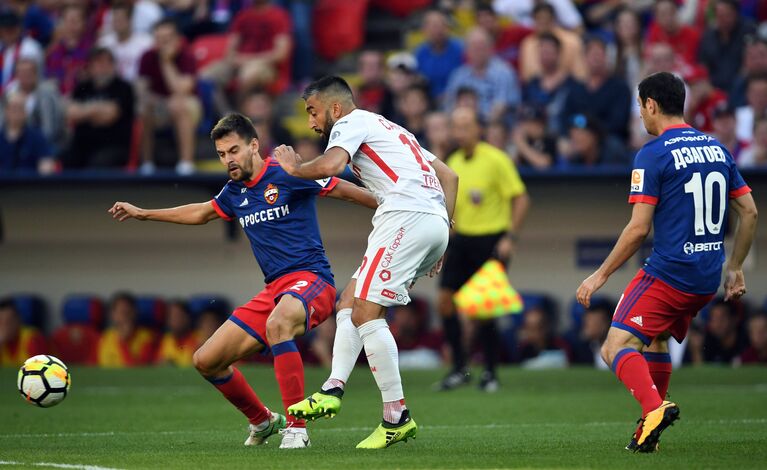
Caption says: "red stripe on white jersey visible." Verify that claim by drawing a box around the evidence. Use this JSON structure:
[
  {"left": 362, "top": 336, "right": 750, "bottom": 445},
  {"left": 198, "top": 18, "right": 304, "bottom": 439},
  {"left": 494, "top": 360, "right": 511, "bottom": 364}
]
[
  {"left": 359, "top": 247, "right": 386, "bottom": 300},
  {"left": 360, "top": 144, "right": 399, "bottom": 183}
]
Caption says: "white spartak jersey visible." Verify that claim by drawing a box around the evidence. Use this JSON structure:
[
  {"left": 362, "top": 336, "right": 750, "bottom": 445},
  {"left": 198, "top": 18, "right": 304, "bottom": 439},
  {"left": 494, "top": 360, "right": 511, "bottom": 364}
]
[{"left": 325, "top": 109, "right": 448, "bottom": 220}]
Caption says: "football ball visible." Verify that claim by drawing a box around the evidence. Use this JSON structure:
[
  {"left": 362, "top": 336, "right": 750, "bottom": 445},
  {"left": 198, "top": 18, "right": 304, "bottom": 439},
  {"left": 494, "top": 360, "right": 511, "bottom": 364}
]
[{"left": 17, "top": 355, "right": 71, "bottom": 408}]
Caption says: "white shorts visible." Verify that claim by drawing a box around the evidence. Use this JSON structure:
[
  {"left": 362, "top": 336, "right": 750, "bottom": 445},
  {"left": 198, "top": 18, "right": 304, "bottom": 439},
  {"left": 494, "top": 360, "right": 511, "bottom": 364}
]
[{"left": 352, "top": 211, "right": 449, "bottom": 306}]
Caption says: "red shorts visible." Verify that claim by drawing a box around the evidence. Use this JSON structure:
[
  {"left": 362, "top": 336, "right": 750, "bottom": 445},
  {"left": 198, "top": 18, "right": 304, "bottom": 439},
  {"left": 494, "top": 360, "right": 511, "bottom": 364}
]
[
  {"left": 612, "top": 269, "right": 714, "bottom": 345},
  {"left": 229, "top": 271, "right": 336, "bottom": 351}
]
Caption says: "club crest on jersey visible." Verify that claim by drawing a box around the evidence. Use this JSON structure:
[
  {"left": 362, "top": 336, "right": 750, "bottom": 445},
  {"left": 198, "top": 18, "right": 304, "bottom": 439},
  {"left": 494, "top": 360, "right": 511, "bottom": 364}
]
[
  {"left": 264, "top": 184, "right": 279, "bottom": 205},
  {"left": 630, "top": 169, "right": 644, "bottom": 192}
]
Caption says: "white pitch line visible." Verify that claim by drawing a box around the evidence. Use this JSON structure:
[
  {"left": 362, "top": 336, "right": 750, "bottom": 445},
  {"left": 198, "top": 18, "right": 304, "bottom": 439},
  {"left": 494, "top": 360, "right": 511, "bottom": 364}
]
[
  {"left": 0, "top": 418, "right": 764, "bottom": 440},
  {"left": 0, "top": 461, "right": 121, "bottom": 470}
]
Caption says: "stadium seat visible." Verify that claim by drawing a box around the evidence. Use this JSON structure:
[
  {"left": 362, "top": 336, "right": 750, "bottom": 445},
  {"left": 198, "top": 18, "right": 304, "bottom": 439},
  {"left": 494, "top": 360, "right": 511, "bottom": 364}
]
[
  {"left": 62, "top": 295, "right": 105, "bottom": 329},
  {"left": 313, "top": 0, "right": 369, "bottom": 61},
  {"left": 187, "top": 295, "right": 232, "bottom": 319},
  {"left": 191, "top": 33, "right": 229, "bottom": 70},
  {"left": 135, "top": 296, "right": 167, "bottom": 329},
  {"left": 11, "top": 294, "right": 47, "bottom": 330}
]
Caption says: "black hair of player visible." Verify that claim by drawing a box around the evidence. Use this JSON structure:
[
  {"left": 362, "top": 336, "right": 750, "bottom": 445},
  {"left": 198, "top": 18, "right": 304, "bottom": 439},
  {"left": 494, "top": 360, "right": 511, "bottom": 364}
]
[
  {"left": 210, "top": 113, "right": 259, "bottom": 143},
  {"left": 301, "top": 76, "right": 355, "bottom": 102},
  {"left": 638, "top": 72, "right": 686, "bottom": 117}
]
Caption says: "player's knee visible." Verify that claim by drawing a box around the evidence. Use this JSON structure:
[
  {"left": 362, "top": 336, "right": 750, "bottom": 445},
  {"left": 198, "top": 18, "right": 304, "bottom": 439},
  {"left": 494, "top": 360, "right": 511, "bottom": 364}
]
[
  {"left": 265, "top": 314, "right": 296, "bottom": 344},
  {"left": 600, "top": 343, "right": 613, "bottom": 368},
  {"left": 192, "top": 348, "right": 219, "bottom": 376}
]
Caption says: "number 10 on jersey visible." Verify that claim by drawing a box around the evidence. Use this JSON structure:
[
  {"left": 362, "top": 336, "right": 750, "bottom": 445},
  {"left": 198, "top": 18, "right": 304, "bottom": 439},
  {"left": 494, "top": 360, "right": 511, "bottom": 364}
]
[{"left": 684, "top": 171, "right": 726, "bottom": 236}]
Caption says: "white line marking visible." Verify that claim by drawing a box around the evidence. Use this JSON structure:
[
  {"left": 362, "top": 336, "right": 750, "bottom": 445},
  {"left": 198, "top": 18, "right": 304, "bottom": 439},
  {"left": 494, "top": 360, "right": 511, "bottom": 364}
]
[
  {"left": 0, "top": 461, "right": 121, "bottom": 470},
  {"left": 0, "top": 418, "right": 764, "bottom": 440}
]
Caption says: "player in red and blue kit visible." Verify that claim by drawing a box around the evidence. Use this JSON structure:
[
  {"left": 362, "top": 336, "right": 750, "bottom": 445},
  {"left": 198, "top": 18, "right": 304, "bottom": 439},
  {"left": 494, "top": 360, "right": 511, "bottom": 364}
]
[
  {"left": 109, "top": 113, "right": 377, "bottom": 449},
  {"left": 577, "top": 72, "right": 758, "bottom": 453}
]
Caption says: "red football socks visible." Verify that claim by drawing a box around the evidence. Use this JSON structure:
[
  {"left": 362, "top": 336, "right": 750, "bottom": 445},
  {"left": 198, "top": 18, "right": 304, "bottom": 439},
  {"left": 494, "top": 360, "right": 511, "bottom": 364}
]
[
  {"left": 273, "top": 340, "right": 306, "bottom": 428},
  {"left": 207, "top": 367, "right": 270, "bottom": 425},
  {"left": 612, "top": 348, "right": 663, "bottom": 417},
  {"left": 644, "top": 352, "right": 673, "bottom": 400}
]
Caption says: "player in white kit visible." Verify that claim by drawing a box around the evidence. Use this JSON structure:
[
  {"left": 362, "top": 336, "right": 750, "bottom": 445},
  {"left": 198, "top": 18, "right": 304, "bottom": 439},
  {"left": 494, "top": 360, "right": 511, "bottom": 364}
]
[{"left": 273, "top": 76, "right": 458, "bottom": 449}]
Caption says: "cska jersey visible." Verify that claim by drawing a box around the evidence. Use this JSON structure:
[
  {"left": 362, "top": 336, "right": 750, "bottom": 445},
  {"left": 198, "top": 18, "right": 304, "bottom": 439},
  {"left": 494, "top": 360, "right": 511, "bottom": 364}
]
[
  {"left": 629, "top": 124, "right": 751, "bottom": 294},
  {"left": 326, "top": 109, "right": 449, "bottom": 221},
  {"left": 211, "top": 157, "right": 339, "bottom": 285}
]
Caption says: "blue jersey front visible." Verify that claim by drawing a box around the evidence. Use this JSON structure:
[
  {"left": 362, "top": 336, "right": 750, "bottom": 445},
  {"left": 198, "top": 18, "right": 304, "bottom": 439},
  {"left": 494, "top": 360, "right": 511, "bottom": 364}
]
[
  {"left": 211, "top": 157, "right": 338, "bottom": 285},
  {"left": 630, "top": 125, "right": 751, "bottom": 294}
]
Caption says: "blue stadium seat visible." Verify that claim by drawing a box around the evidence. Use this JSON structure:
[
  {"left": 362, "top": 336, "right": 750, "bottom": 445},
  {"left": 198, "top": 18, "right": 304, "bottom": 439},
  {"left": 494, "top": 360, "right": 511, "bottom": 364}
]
[
  {"left": 135, "top": 296, "right": 167, "bottom": 329},
  {"left": 11, "top": 294, "right": 47, "bottom": 329},
  {"left": 62, "top": 295, "right": 105, "bottom": 328},
  {"left": 187, "top": 295, "right": 232, "bottom": 319}
]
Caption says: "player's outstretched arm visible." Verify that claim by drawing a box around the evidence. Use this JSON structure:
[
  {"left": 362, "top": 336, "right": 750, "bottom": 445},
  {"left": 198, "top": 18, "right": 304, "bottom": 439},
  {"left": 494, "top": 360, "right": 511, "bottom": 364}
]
[
  {"left": 108, "top": 201, "right": 220, "bottom": 225},
  {"left": 577, "top": 202, "right": 655, "bottom": 307},
  {"left": 724, "top": 192, "right": 758, "bottom": 301},
  {"left": 274, "top": 145, "right": 348, "bottom": 180},
  {"left": 429, "top": 158, "right": 459, "bottom": 221},
  {"left": 325, "top": 179, "right": 378, "bottom": 209}
]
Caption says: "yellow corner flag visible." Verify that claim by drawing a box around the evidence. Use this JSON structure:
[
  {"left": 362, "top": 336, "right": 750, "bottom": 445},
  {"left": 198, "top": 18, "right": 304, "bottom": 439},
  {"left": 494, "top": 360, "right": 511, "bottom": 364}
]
[{"left": 454, "top": 260, "right": 524, "bottom": 319}]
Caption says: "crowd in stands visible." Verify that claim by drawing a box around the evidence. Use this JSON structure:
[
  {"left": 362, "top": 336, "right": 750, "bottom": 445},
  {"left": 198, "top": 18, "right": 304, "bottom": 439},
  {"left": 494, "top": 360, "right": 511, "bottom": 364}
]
[
  {"left": 2, "top": 0, "right": 767, "bottom": 175},
  {"left": 2, "top": 292, "right": 765, "bottom": 369}
]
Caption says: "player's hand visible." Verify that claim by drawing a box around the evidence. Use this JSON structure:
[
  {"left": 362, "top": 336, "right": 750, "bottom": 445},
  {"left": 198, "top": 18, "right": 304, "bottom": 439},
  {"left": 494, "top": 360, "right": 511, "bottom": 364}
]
[
  {"left": 576, "top": 271, "right": 607, "bottom": 308},
  {"left": 428, "top": 255, "right": 444, "bottom": 278},
  {"left": 108, "top": 202, "right": 146, "bottom": 221},
  {"left": 723, "top": 269, "right": 747, "bottom": 301},
  {"left": 273, "top": 145, "right": 301, "bottom": 175}
]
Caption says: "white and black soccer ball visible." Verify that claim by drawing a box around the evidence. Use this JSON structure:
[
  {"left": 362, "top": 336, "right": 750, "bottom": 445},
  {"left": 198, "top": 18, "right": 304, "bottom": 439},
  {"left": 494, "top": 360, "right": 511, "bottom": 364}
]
[{"left": 17, "top": 355, "right": 71, "bottom": 408}]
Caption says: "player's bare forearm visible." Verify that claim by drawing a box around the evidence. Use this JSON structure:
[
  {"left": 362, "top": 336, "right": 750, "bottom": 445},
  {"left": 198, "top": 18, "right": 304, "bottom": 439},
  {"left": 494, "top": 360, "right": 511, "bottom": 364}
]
[
  {"left": 431, "top": 158, "right": 458, "bottom": 220},
  {"left": 596, "top": 203, "right": 655, "bottom": 280},
  {"left": 727, "top": 193, "right": 758, "bottom": 270},
  {"left": 326, "top": 179, "right": 378, "bottom": 209},
  {"left": 274, "top": 145, "right": 348, "bottom": 180},
  {"left": 511, "top": 193, "right": 531, "bottom": 234},
  {"left": 108, "top": 201, "right": 218, "bottom": 225}
]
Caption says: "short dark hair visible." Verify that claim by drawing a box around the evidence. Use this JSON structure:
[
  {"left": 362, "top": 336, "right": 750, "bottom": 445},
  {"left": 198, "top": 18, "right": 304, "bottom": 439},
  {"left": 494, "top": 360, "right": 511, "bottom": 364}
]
[
  {"left": 584, "top": 34, "right": 608, "bottom": 51},
  {"left": 88, "top": 46, "right": 114, "bottom": 63},
  {"left": 301, "top": 75, "right": 355, "bottom": 102},
  {"left": 152, "top": 17, "right": 178, "bottom": 32},
  {"left": 532, "top": 2, "right": 555, "bottom": 17},
  {"left": 717, "top": 0, "right": 740, "bottom": 11},
  {"left": 210, "top": 113, "right": 259, "bottom": 142},
  {"left": 0, "top": 297, "right": 17, "bottom": 313},
  {"left": 537, "top": 32, "right": 561, "bottom": 51},
  {"left": 746, "top": 72, "right": 767, "bottom": 89},
  {"left": 638, "top": 72, "right": 686, "bottom": 116},
  {"left": 110, "top": 291, "right": 137, "bottom": 311},
  {"left": 112, "top": 2, "right": 135, "bottom": 17}
]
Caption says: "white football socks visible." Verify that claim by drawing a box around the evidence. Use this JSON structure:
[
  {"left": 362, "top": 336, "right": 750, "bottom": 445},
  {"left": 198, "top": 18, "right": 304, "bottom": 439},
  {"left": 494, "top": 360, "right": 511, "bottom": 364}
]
[
  {"left": 322, "top": 308, "right": 362, "bottom": 392},
  {"left": 357, "top": 318, "right": 405, "bottom": 422}
]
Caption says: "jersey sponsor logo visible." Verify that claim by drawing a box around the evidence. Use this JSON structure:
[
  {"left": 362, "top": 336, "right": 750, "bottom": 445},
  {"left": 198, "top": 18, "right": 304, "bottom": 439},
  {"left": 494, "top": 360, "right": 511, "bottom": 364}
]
[
  {"left": 630, "top": 316, "right": 643, "bottom": 327},
  {"left": 670, "top": 145, "right": 727, "bottom": 170},
  {"left": 315, "top": 177, "right": 331, "bottom": 188},
  {"left": 239, "top": 198, "right": 249, "bottom": 207},
  {"left": 379, "top": 270, "right": 391, "bottom": 282},
  {"left": 381, "top": 227, "right": 406, "bottom": 269},
  {"left": 421, "top": 173, "right": 443, "bottom": 192},
  {"left": 683, "top": 241, "right": 723, "bottom": 255},
  {"left": 630, "top": 169, "right": 644, "bottom": 192},
  {"left": 381, "top": 288, "right": 396, "bottom": 299},
  {"left": 264, "top": 184, "right": 279, "bottom": 205},
  {"left": 380, "top": 289, "right": 409, "bottom": 303},
  {"left": 330, "top": 130, "right": 340, "bottom": 142},
  {"left": 664, "top": 134, "right": 714, "bottom": 146},
  {"left": 238, "top": 204, "right": 290, "bottom": 227}
]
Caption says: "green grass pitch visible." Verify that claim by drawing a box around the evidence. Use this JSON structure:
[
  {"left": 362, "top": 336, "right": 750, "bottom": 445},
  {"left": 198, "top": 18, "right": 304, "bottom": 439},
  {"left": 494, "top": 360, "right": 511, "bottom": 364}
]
[{"left": 1, "top": 366, "right": 766, "bottom": 469}]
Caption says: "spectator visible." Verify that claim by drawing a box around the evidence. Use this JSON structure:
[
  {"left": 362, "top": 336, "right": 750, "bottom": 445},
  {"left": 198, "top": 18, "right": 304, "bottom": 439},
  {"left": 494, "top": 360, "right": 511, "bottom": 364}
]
[
  {"left": 444, "top": 27, "right": 520, "bottom": 124},
  {"left": 239, "top": 89, "right": 293, "bottom": 155},
  {"left": 685, "top": 65, "right": 728, "bottom": 134},
  {"left": 739, "top": 116, "right": 767, "bottom": 168},
  {"left": 735, "top": 73, "right": 767, "bottom": 143},
  {"left": 645, "top": 0, "right": 701, "bottom": 68},
  {"left": 384, "top": 52, "right": 424, "bottom": 123},
  {"left": 729, "top": 35, "right": 767, "bottom": 108},
  {"left": 61, "top": 48, "right": 134, "bottom": 169},
  {"left": 560, "top": 113, "right": 629, "bottom": 167},
  {"left": 698, "top": 0, "right": 755, "bottom": 93},
  {"left": 561, "top": 36, "right": 632, "bottom": 144},
  {"left": 613, "top": 8, "right": 644, "bottom": 90},
  {"left": 436, "top": 106, "right": 529, "bottom": 393},
  {"left": 100, "top": 0, "right": 163, "bottom": 36},
  {"left": 493, "top": 0, "right": 584, "bottom": 31},
  {"left": 4, "top": 58, "right": 65, "bottom": 150},
  {"left": 0, "top": 297, "right": 47, "bottom": 366},
  {"left": 453, "top": 86, "right": 479, "bottom": 112},
  {"left": 423, "top": 111, "right": 453, "bottom": 161},
  {"left": 354, "top": 49, "right": 392, "bottom": 116},
  {"left": 515, "top": 306, "right": 569, "bottom": 368},
  {"left": 486, "top": 120, "right": 511, "bottom": 154},
  {"left": 511, "top": 105, "right": 556, "bottom": 170},
  {"left": 97, "top": 2, "right": 154, "bottom": 82},
  {"left": 569, "top": 300, "right": 613, "bottom": 368},
  {"left": 98, "top": 292, "right": 157, "bottom": 367},
  {"left": 0, "top": 91, "right": 55, "bottom": 174},
  {"left": 46, "top": 5, "right": 93, "bottom": 95},
  {"left": 201, "top": 0, "right": 292, "bottom": 95},
  {"left": 711, "top": 102, "right": 750, "bottom": 163},
  {"left": 390, "top": 297, "right": 442, "bottom": 370},
  {"left": 7, "top": 0, "right": 55, "bottom": 47},
  {"left": 0, "top": 10, "right": 44, "bottom": 91},
  {"left": 395, "top": 84, "right": 431, "bottom": 144},
  {"left": 156, "top": 300, "right": 197, "bottom": 367},
  {"left": 138, "top": 19, "right": 201, "bottom": 175},
  {"left": 521, "top": 32, "right": 577, "bottom": 136},
  {"left": 196, "top": 307, "right": 223, "bottom": 344},
  {"left": 518, "top": 2, "right": 587, "bottom": 84},
  {"left": 688, "top": 299, "right": 748, "bottom": 365},
  {"left": 475, "top": 5, "right": 532, "bottom": 72},
  {"left": 739, "top": 312, "right": 767, "bottom": 364},
  {"left": 414, "top": 9, "right": 464, "bottom": 101}
]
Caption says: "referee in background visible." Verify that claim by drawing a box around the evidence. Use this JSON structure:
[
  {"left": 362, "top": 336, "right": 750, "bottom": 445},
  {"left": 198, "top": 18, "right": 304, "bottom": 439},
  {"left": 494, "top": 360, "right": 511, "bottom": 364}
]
[{"left": 436, "top": 106, "right": 530, "bottom": 392}]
